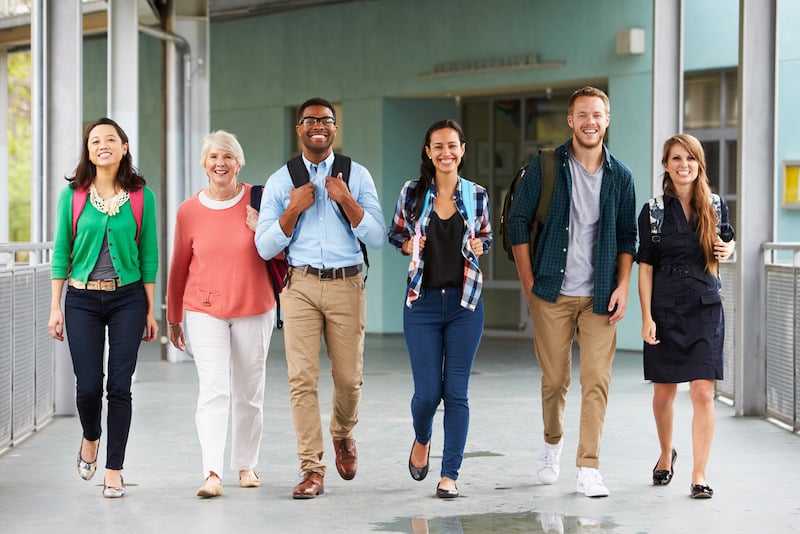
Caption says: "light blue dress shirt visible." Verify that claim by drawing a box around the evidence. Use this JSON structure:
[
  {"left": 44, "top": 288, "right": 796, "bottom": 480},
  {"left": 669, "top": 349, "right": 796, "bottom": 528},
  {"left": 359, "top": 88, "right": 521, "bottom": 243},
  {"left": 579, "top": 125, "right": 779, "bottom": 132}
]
[{"left": 255, "top": 152, "right": 386, "bottom": 268}]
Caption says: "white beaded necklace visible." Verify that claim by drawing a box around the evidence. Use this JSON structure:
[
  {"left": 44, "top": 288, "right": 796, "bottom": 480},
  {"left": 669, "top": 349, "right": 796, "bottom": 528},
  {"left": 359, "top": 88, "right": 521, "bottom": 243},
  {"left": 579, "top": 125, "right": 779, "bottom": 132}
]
[{"left": 89, "top": 184, "right": 130, "bottom": 216}]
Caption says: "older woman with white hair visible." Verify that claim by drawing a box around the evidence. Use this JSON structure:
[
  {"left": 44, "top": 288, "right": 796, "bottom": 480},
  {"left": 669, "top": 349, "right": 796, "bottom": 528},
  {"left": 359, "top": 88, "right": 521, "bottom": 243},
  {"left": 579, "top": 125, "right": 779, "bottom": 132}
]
[{"left": 167, "top": 130, "right": 277, "bottom": 497}]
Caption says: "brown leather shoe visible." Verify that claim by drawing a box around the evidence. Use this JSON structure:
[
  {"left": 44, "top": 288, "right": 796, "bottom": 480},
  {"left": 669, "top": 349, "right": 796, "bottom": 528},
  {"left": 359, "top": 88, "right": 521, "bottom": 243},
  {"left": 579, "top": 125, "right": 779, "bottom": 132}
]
[
  {"left": 333, "top": 437, "right": 358, "bottom": 480},
  {"left": 292, "top": 471, "right": 324, "bottom": 499}
]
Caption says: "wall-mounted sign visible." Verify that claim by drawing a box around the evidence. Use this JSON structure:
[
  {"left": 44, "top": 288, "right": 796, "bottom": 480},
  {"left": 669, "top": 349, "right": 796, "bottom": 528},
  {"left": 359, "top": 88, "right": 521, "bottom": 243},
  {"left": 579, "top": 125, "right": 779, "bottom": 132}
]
[
  {"left": 783, "top": 160, "right": 800, "bottom": 209},
  {"left": 417, "top": 53, "right": 564, "bottom": 79}
]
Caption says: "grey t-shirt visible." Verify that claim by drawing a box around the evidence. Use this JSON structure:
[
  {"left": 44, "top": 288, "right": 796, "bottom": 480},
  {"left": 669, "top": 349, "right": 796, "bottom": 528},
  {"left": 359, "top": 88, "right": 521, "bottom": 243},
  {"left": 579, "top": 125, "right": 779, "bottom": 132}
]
[
  {"left": 561, "top": 148, "right": 604, "bottom": 297},
  {"left": 89, "top": 233, "right": 118, "bottom": 280}
]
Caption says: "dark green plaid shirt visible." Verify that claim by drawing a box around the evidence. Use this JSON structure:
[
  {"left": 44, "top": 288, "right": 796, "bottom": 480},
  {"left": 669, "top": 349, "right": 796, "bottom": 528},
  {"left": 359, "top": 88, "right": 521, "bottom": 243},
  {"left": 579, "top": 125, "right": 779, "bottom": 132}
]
[{"left": 507, "top": 139, "right": 637, "bottom": 314}]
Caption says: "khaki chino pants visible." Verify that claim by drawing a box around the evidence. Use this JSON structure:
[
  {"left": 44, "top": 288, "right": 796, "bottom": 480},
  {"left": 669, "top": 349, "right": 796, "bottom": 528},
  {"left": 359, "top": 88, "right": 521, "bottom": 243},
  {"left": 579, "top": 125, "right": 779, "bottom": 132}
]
[
  {"left": 529, "top": 294, "right": 616, "bottom": 469},
  {"left": 282, "top": 268, "right": 366, "bottom": 475}
]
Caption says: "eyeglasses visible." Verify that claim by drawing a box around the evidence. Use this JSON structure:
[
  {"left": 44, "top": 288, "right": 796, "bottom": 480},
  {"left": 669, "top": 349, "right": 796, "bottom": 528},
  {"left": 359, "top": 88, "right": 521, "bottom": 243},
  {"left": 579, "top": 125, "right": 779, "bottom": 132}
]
[{"left": 298, "top": 116, "right": 336, "bottom": 127}]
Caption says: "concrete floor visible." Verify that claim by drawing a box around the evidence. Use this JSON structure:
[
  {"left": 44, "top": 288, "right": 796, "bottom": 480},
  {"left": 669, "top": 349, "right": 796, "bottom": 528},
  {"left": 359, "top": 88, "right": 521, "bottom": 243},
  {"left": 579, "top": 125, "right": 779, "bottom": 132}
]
[{"left": 1, "top": 332, "right": 798, "bottom": 533}]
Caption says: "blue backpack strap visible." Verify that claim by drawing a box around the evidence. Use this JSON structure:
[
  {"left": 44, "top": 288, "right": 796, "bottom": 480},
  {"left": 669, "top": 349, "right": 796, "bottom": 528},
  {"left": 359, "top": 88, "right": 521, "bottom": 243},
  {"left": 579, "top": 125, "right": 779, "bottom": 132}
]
[
  {"left": 459, "top": 177, "right": 475, "bottom": 236},
  {"left": 648, "top": 195, "right": 665, "bottom": 243}
]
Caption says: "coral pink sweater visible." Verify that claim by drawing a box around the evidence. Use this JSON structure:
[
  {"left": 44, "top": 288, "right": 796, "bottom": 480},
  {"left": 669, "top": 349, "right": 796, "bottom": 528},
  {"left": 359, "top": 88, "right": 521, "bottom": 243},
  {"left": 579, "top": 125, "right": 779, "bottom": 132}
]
[{"left": 167, "top": 184, "right": 275, "bottom": 322}]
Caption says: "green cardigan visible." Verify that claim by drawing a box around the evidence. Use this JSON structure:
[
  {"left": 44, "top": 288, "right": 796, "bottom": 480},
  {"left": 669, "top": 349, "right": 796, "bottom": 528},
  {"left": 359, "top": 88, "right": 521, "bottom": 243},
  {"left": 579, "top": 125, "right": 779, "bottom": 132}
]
[{"left": 51, "top": 185, "right": 159, "bottom": 285}]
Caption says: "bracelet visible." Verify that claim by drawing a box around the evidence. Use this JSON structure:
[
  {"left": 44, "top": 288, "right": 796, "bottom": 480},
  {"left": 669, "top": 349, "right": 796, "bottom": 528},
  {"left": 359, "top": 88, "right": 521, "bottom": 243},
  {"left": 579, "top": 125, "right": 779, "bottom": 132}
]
[{"left": 168, "top": 322, "right": 181, "bottom": 328}]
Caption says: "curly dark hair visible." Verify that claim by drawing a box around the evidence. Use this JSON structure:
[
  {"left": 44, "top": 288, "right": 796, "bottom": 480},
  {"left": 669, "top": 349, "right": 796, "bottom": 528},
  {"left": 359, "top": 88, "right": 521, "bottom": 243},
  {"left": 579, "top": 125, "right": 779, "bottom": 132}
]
[{"left": 66, "top": 117, "right": 145, "bottom": 191}]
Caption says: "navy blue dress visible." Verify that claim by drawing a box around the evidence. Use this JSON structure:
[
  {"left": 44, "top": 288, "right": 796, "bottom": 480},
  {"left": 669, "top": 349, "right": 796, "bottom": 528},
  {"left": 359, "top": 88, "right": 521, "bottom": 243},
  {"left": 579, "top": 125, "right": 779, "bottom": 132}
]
[{"left": 636, "top": 195, "right": 735, "bottom": 383}]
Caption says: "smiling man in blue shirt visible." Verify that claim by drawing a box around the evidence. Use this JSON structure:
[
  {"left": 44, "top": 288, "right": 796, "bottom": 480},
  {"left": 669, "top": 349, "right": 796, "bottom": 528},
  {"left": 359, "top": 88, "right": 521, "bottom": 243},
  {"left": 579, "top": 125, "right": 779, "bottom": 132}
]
[
  {"left": 255, "top": 98, "right": 386, "bottom": 499},
  {"left": 508, "top": 86, "right": 637, "bottom": 498}
]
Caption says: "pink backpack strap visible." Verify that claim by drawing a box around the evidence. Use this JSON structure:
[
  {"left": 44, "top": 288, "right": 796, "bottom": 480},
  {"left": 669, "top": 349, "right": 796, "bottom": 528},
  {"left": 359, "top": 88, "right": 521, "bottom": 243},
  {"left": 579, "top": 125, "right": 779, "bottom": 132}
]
[
  {"left": 130, "top": 188, "right": 144, "bottom": 243},
  {"left": 72, "top": 187, "right": 144, "bottom": 243},
  {"left": 71, "top": 187, "right": 89, "bottom": 242}
]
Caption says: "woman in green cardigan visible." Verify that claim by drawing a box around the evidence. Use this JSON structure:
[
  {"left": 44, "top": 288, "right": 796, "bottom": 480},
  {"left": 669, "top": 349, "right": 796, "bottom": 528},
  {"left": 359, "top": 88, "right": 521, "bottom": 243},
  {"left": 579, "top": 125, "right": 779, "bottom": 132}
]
[{"left": 48, "top": 117, "right": 158, "bottom": 498}]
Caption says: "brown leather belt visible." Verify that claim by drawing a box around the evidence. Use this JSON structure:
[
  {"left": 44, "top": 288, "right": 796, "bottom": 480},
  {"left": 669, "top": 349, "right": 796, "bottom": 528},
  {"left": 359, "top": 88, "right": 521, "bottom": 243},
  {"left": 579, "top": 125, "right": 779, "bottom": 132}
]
[
  {"left": 68, "top": 277, "right": 121, "bottom": 291},
  {"left": 294, "top": 265, "right": 362, "bottom": 280}
]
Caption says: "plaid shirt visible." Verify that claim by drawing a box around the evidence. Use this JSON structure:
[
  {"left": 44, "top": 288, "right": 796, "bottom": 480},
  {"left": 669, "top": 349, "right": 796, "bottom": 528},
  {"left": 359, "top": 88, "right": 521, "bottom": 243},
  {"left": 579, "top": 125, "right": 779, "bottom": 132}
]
[
  {"left": 507, "top": 139, "right": 637, "bottom": 314},
  {"left": 388, "top": 177, "right": 492, "bottom": 311}
]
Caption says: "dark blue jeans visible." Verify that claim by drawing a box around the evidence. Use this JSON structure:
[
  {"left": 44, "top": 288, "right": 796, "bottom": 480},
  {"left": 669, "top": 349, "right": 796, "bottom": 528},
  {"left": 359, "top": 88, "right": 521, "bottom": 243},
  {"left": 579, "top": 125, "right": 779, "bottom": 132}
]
[
  {"left": 65, "top": 281, "right": 146, "bottom": 470},
  {"left": 403, "top": 287, "right": 484, "bottom": 480}
]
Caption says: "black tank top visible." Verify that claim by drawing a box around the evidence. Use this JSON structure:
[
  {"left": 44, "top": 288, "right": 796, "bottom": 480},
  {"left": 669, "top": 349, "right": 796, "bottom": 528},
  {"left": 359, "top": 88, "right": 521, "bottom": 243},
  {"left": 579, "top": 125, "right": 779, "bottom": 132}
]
[{"left": 422, "top": 211, "right": 463, "bottom": 288}]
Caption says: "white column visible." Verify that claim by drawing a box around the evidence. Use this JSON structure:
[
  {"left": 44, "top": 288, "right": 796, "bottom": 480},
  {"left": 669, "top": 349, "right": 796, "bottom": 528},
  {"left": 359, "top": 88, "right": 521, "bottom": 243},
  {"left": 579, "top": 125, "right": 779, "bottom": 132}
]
[
  {"left": 37, "top": 0, "right": 83, "bottom": 415},
  {"left": 0, "top": 49, "right": 8, "bottom": 251},
  {"left": 651, "top": 0, "right": 683, "bottom": 194},
  {"left": 107, "top": 0, "right": 139, "bottom": 163},
  {"left": 735, "top": 0, "right": 777, "bottom": 416}
]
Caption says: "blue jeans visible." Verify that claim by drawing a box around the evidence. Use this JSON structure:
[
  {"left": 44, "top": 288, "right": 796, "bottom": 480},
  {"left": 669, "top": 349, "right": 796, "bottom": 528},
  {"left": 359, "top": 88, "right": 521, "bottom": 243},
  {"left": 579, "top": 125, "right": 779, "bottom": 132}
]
[
  {"left": 65, "top": 281, "right": 146, "bottom": 470},
  {"left": 403, "top": 287, "right": 484, "bottom": 480}
]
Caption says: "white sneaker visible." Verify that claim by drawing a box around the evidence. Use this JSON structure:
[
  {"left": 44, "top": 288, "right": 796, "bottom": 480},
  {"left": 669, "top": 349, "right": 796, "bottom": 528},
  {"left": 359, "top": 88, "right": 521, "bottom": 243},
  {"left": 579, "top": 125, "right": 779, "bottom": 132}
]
[
  {"left": 537, "top": 441, "right": 563, "bottom": 484},
  {"left": 539, "top": 513, "right": 564, "bottom": 534},
  {"left": 576, "top": 467, "right": 609, "bottom": 497}
]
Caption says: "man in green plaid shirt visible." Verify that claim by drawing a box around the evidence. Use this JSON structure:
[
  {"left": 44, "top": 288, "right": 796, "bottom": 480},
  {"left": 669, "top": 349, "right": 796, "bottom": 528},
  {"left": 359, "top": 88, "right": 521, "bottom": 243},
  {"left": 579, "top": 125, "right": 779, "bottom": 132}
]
[{"left": 508, "top": 86, "right": 637, "bottom": 498}]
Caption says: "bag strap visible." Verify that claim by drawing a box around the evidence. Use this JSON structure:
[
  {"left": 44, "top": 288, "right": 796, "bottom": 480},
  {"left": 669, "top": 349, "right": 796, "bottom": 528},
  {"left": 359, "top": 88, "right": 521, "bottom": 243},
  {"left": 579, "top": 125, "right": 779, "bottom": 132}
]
[
  {"left": 648, "top": 195, "right": 665, "bottom": 242},
  {"left": 130, "top": 188, "right": 144, "bottom": 244},
  {"left": 535, "top": 148, "right": 556, "bottom": 225},
  {"left": 72, "top": 186, "right": 143, "bottom": 244},
  {"left": 250, "top": 183, "right": 285, "bottom": 329},
  {"left": 71, "top": 187, "right": 89, "bottom": 243},
  {"left": 710, "top": 193, "right": 722, "bottom": 235},
  {"left": 460, "top": 178, "right": 476, "bottom": 237}
]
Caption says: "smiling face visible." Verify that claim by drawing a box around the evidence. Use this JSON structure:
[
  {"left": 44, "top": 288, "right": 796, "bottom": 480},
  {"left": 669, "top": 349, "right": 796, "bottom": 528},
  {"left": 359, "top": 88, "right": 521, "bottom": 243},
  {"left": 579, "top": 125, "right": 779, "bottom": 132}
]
[
  {"left": 663, "top": 142, "right": 700, "bottom": 188},
  {"left": 296, "top": 104, "right": 338, "bottom": 160},
  {"left": 204, "top": 147, "right": 241, "bottom": 188},
  {"left": 567, "top": 95, "right": 610, "bottom": 150},
  {"left": 87, "top": 124, "right": 127, "bottom": 169},
  {"left": 425, "top": 128, "right": 465, "bottom": 176}
]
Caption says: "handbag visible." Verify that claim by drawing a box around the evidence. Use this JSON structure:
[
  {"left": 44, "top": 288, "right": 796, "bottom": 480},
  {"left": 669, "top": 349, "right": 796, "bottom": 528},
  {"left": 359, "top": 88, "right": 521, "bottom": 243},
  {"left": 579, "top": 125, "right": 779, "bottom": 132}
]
[{"left": 250, "top": 184, "right": 288, "bottom": 329}]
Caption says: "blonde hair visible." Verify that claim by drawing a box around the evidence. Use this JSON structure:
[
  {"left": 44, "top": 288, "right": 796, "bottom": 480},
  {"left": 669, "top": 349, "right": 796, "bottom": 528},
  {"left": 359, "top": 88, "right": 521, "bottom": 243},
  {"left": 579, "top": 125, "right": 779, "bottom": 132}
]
[
  {"left": 200, "top": 130, "right": 246, "bottom": 168},
  {"left": 661, "top": 133, "right": 719, "bottom": 275}
]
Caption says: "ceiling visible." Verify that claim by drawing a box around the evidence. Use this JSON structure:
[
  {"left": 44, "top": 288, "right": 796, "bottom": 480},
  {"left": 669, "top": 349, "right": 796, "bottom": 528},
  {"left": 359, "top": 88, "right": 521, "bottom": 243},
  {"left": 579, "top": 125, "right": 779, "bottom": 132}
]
[{"left": 206, "top": 0, "right": 363, "bottom": 21}]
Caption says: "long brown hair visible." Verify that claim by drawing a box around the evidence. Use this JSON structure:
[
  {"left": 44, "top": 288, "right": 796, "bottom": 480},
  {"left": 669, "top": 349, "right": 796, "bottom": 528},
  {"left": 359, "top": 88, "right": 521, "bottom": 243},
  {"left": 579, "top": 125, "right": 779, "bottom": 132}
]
[{"left": 661, "top": 134, "right": 719, "bottom": 275}]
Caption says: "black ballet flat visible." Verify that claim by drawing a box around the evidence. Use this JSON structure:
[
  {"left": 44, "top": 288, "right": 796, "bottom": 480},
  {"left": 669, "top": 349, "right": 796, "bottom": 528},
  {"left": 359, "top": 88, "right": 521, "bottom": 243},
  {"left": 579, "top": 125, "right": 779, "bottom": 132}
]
[
  {"left": 652, "top": 448, "right": 677, "bottom": 485},
  {"left": 436, "top": 483, "right": 458, "bottom": 499},
  {"left": 408, "top": 440, "right": 430, "bottom": 481},
  {"left": 690, "top": 483, "right": 714, "bottom": 499}
]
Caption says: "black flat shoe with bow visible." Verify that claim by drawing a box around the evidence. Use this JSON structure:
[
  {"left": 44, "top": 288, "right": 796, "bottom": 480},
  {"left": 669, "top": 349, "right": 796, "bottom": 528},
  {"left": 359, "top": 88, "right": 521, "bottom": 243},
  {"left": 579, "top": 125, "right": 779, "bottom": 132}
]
[
  {"left": 652, "top": 448, "right": 677, "bottom": 485},
  {"left": 690, "top": 483, "right": 714, "bottom": 499}
]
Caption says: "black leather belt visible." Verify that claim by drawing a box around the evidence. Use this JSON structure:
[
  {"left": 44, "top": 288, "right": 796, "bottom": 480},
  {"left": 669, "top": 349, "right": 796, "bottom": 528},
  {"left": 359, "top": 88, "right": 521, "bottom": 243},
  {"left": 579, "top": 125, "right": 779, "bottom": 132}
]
[{"left": 294, "top": 264, "right": 362, "bottom": 280}]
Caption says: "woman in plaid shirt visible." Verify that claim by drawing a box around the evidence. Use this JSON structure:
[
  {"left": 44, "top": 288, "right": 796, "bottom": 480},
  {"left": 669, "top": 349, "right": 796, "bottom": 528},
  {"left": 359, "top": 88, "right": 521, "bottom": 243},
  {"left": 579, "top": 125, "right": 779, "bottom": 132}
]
[{"left": 388, "top": 119, "right": 492, "bottom": 498}]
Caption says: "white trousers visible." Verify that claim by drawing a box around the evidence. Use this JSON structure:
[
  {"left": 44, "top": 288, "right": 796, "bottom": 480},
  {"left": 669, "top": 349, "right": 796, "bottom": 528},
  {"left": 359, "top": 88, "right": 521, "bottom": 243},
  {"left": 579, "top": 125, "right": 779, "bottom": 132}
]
[{"left": 185, "top": 309, "right": 275, "bottom": 479}]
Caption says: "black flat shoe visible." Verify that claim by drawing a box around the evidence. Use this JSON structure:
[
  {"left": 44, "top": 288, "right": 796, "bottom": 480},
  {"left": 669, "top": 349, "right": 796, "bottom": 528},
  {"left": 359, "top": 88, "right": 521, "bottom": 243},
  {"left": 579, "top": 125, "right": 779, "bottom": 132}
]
[
  {"left": 652, "top": 448, "right": 677, "bottom": 485},
  {"left": 690, "top": 483, "right": 713, "bottom": 499},
  {"left": 408, "top": 440, "right": 430, "bottom": 481},
  {"left": 436, "top": 483, "right": 458, "bottom": 499}
]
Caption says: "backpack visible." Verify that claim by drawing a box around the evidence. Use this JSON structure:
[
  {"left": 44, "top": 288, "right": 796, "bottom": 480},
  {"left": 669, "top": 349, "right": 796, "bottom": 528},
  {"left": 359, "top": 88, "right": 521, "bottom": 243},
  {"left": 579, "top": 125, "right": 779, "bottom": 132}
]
[
  {"left": 500, "top": 148, "right": 556, "bottom": 263},
  {"left": 250, "top": 185, "right": 288, "bottom": 330},
  {"left": 286, "top": 154, "right": 369, "bottom": 280},
  {"left": 647, "top": 193, "right": 722, "bottom": 242},
  {"left": 72, "top": 186, "right": 144, "bottom": 243}
]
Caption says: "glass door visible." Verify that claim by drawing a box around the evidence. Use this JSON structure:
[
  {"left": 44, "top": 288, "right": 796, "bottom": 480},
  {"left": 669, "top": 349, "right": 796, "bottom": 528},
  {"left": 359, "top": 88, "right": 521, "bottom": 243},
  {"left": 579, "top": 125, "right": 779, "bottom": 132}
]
[{"left": 461, "top": 89, "right": 575, "bottom": 335}]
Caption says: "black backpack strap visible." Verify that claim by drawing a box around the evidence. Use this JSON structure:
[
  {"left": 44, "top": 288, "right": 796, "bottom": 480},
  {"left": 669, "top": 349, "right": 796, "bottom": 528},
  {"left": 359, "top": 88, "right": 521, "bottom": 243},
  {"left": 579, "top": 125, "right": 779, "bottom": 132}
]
[
  {"left": 536, "top": 148, "right": 556, "bottom": 225},
  {"left": 286, "top": 155, "right": 309, "bottom": 187},
  {"left": 250, "top": 184, "right": 264, "bottom": 209}
]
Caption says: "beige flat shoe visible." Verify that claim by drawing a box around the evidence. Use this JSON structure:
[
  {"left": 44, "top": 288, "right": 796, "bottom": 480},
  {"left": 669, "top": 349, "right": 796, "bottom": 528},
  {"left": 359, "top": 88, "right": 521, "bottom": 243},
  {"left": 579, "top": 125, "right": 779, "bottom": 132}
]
[
  {"left": 239, "top": 471, "right": 261, "bottom": 488},
  {"left": 197, "top": 476, "right": 223, "bottom": 498}
]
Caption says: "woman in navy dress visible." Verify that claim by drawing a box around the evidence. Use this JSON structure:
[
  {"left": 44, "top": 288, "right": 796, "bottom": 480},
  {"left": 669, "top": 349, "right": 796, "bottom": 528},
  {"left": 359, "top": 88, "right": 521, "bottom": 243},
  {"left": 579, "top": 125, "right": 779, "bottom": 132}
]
[{"left": 637, "top": 134, "right": 735, "bottom": 499}]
